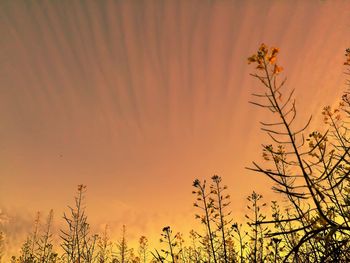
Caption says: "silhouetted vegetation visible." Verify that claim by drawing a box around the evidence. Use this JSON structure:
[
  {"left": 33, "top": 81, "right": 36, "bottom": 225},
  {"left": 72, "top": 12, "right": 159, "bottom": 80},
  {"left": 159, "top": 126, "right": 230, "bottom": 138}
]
[{"left": 2, "top": 45, "right": 350, "bottom": 262}]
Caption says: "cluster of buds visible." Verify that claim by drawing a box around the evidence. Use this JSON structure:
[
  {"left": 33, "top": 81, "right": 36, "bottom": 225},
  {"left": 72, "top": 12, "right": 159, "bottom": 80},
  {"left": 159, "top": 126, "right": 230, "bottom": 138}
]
[
  {"left": 262, "top": 144, "right": 273, "bottom": 161},
  {"left": 247, "top": 43, "right": 283, "bottom": 74},
  {"left": 345, "top": 48, "right": 350, "bottom": 66},
  {"left": 321, "top": 105, "right": 341, "bottom": 124}
]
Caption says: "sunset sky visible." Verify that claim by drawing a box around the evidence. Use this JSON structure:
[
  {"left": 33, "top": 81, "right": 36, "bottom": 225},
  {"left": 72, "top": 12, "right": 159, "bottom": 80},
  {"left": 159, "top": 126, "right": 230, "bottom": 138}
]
[{"left": 1, "top": 0, "right": 350, "bottom": 255}]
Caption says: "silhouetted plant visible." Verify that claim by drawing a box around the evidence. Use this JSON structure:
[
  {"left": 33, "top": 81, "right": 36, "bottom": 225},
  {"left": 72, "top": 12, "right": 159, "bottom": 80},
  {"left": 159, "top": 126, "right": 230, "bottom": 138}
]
[
  {"left": 15, "top": 212, "right": 41, "bottom": 263},
  {"left": 114, "top": 225, "right": 130, "bottom": 263},
  {"left": 245, "top": 192, "right": 269, "bottom": 263},
  {"left": 159, "top": 226, "right": 177, "bottom": 263},
  {"left": 37, "top": 209, "right": 57, "bottom": 263},
  {"left": 232, "top": 223, "right": 246, "bottom": 263},
  {"left": 19, "top": 237, "right": 35, "bottom": 263},
  {"left": 192, "top": 179, "right": 218, "bottom": 263},
  {"left": 0, "top": 231, "right": 4, "bottom": 263},
  {"left": 150, "top": 249, "right": 164, "bottom": 263},
  {"left": 128, "top": 248, "right": 139, "bottom": 263},
  {"left": 192, "top": 176, "right": 237, "bottom": 263},
  {"left": 210, "top": 175, "right": 233, "bottom": 263},
  {"left": 96, "top": 225, "right": 113, "bottom": 263},
  {"left": 60, "top": 184, "right": 97, "bottom": 263},
  {"left": 186, "top": 230, "right": 203, "bottom": 263},
  {"left": 138, "top": 236, "right": 149, "bottom": 263},
  {"left": 247, "top": 44, "right": 350, "bottom": 261}
]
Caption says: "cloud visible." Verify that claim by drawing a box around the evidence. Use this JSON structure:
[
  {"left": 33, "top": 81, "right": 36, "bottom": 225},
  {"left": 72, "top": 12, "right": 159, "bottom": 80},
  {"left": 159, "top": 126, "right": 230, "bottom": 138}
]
[{"left": 0, "top": 205, "right": 37, "bottom": 260}]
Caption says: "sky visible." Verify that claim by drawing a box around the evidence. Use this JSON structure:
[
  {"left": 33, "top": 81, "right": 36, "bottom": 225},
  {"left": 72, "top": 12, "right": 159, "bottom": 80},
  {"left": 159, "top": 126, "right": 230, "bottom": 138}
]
[{"left": 1, "top": 0, "right": 350, "bottom": 256}]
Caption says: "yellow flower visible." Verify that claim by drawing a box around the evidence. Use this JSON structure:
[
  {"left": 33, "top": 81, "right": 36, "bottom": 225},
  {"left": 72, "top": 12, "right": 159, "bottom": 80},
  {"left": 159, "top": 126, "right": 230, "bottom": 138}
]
[
  {"left": 256, "top": 63, "right": 264, "bottom": 70},
  {"left": 247, "top": 54, "right": 257, "bottom": 64},
  {"left": 268, "top": 47, "right": 279, "bottom": 64},
  {"left": 273, "top": 64, "right": 283, "bottom": 74},
  {"left": 271, "top": 47, "right": 279, "bottom": 56},
  {"left": 248, "top": 44, "right": 282, "bottom": 72},
  {"left": 259, "top": 43, "right": 268, "bottom": 55},
  {"left": 268, "top": 55, "right": 277, "bottom": 64},
  {"left": 345, "top": 48, "right": 350, "bottom": 65}
]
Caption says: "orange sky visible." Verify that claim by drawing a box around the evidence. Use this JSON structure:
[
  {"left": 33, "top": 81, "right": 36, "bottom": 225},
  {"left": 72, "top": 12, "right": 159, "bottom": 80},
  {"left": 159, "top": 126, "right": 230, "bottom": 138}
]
[{"left": 1, "top": 0, "right": 349, "bottom": 256}]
